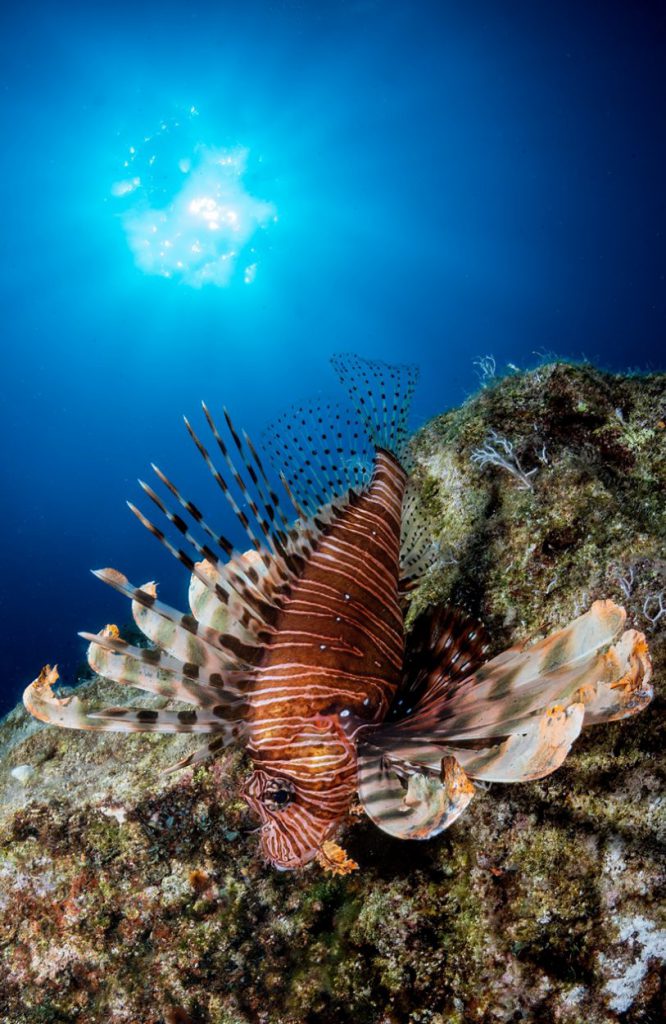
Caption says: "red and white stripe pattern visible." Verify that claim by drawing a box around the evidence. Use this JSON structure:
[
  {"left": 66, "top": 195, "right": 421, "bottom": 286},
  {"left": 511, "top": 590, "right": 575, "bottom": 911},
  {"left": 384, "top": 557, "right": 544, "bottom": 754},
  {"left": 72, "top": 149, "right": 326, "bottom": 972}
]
[{"left": 244, "top": 450, "right": 408, "bottom": 868}]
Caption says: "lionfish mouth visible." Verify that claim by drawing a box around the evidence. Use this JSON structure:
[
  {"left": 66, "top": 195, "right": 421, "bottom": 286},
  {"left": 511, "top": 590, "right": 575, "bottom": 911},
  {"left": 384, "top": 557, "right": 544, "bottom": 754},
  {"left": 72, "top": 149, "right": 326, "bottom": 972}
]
[
  {"left": 258, "top": 809, "right": 343, "bottom": 871},
  {"left": 260, "top": 835, "right": 321, "bottom": 871}
]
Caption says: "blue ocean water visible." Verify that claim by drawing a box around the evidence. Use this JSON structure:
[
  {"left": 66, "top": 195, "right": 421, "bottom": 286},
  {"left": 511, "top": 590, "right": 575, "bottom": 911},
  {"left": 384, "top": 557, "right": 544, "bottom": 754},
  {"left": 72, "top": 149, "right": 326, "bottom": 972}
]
[{"left": 1, "top": 0, "right": 664, "bottom": 718}]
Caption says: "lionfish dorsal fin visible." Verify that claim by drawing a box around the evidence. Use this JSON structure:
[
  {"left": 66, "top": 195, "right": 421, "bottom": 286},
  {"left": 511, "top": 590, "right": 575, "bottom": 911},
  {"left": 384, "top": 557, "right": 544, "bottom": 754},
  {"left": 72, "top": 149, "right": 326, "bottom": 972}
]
[
  {"left": 262, "top": 354, "right": 418, "bottom": 518},
  {"left": 331, "top": 353, "right": 418, "bottom": 462},
  {"left": 262, "top": 398, "right": 374, "bottom": 518},
  {"left": 128, "top": 401, "right": 307, "bottom": 633}
]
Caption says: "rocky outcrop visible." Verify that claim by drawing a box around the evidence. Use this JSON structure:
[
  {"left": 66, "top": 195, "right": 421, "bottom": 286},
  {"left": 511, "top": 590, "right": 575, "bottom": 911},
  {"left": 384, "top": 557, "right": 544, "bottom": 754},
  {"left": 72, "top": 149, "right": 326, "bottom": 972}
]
[{"left": 1, "top": 363, "right": 663, "bottom": 1023}]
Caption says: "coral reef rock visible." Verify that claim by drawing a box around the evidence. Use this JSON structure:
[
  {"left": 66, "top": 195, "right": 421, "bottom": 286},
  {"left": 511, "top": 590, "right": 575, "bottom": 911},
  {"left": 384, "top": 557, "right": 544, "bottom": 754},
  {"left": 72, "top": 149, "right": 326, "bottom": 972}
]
[{"left": 1, "top": 363, "right": 664, "bottom": 1024}]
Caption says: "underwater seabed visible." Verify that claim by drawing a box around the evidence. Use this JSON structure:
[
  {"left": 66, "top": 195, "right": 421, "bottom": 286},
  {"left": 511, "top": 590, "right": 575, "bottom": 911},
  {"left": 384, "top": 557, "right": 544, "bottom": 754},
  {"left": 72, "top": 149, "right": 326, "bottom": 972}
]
[{"left": 1, "top": 361, "right": 664, "bottom": 1024}]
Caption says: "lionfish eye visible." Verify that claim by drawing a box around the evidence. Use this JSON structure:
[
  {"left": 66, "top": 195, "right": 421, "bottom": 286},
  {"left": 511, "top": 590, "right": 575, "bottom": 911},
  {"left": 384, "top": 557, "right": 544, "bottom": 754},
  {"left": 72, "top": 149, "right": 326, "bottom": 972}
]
[{"left": 263, "top": 778, "right": 295, "bottom": 811}]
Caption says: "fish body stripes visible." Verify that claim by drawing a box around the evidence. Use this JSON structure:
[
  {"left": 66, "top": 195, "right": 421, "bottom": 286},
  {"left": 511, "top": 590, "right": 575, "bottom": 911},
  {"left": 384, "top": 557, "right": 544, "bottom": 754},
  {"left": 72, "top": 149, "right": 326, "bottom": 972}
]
[
  {"left": 243, "top": 450, "right": 407, "bottom": 865},
  {"left": 23, "top": 354, "right": 653, "bottom": 872},
  {"left": 249, "top": 451, "right": 406, "bottom": 730}
]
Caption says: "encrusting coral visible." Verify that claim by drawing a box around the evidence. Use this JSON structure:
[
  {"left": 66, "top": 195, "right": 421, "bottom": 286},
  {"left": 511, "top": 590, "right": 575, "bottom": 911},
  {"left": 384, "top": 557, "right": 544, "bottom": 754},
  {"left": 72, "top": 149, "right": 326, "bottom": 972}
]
[{"left": 0, "top": 362, "right": 663, "bottom": 1024}]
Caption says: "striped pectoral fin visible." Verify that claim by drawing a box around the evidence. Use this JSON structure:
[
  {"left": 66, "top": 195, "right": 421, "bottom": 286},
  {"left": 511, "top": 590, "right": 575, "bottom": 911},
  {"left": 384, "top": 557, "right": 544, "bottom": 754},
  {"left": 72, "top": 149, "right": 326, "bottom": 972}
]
[
  {"left": 448, "top": 599, "right": 629, "bottom": 714},
  {"left": 84, "top": 626, "right": 238, "bottom": 708},
  {"left": 454, "top": 702, "right": 585, "bottom": 783},
  {"left": 188, "top": 551, "right": 271, "bottom": 643},
  {"left": 87, "top": 706, "right": 238, "bottom": 734},
  {"left": 387, "top": 604, "right": 490, "bottom": 723},
  {"left": 575, "top": 628, "right": 653, "bottom": 725},
  {"left": 93, "top": 568, "right": 261, "bottom": 672},
  {"left": 423, "top": 600, "right": 652, "bottom": 743},
  {"left": 23, "top": 665, "right": 165, "bottom": 733},
  {"left": 23, "top": 665, "right": 243, "bottom": 739},
  {"left": 128, "top": 579, "right": 234, "bottom": 670},
  {"left": 357, "top": 745, "right": 474, "bottom": 839}
]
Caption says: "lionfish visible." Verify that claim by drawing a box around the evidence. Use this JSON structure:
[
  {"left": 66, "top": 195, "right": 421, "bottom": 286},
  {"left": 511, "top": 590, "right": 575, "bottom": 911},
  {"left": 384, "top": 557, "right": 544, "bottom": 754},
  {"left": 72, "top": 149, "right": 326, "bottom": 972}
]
[{"left": 24, "top": 356, "right": 653, "bottom": 871}]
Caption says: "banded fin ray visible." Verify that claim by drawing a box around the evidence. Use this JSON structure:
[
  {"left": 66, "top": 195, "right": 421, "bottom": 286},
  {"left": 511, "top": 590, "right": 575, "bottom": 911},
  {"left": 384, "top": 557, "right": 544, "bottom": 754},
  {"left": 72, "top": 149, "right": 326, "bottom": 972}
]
[
  {"left": 188, "top": 551, "right": 271, "bottom": 639},
  {"left": 184, "top": 408, "right": 286, "bottom": 576},
  {"left": 125, "top": 579, "right": 255, "bottom": 674},
  {"left": 357, "top": 748, "right": 474, "bottom": 839},
  {"left": 87, "top": 705, "right": 243, "bottom": 734},
  {"left": 127, "top": 403, "right": 308, "bottom": 646},
  {"left": 83, "top": 625, "right": 247, "bottom": 705},
  {"left": 127, "top": 493, "right": 275, "bottom": 633},
  {"left": 23, "top": 666, "right": 245, "bottom": 741},
  {"left": 145, "top": 461, "right": 292, "bottom": 619},
  {"left": 450, "top": 702, "right": 586, "bottom": 781},
  {"left": 435, "top": 600, "right": 653, "bottom": 738},
  {"left": 92, "top": 568, "right": 263, "bottom": 668}
]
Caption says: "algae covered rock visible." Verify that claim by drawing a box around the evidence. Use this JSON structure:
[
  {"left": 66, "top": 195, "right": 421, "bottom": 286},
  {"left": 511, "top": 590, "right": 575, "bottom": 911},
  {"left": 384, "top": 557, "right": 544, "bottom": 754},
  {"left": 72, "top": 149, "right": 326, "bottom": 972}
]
[{"left": 1, "top": 363, "right": 664, "bottom": 1024}]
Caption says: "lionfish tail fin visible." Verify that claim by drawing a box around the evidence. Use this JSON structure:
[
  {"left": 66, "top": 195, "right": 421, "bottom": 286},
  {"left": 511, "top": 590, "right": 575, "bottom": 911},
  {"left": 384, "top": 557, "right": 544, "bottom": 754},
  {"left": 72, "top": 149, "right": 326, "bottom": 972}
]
[{"left": 331, "top": 353, "right": 419, "bottom": 463}]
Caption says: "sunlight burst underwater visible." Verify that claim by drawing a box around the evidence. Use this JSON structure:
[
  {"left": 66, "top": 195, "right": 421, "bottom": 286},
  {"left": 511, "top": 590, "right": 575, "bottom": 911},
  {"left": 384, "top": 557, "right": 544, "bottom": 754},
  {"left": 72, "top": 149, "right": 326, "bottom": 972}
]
[{"left": 112, "top": 113, "right": 276, "bottom": 287}]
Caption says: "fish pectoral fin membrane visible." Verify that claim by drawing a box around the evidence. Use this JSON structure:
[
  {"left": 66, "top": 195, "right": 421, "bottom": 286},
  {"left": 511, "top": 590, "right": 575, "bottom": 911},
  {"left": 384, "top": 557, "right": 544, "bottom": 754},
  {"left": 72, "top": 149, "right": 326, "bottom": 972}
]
[
  {"left": 87, "top": 707, "right": 237, "bottom": 734},
  {"left": 93, "top": 567, "right": 262, "bottom": 670},
  {"left": 357, "top": 745, "right": 474, "bottom": 839},
  {"left": 23, "top": 665, "right": 242, "bottom": 739},
  {"left": 391, "top": 600, "right": 653, "bottom": 745},
  {"left": 387, "top": 604, "right": 490, "bottom": 723},
  {"left": 84, "top": 628, "right": 236, "bottom": 708},
  {"left": 453, "top": 702, "right": 586, "bottom": 782},
  {"left": 576, "top": 627, "right": 653, "bottom": 725},
  {"left": 22, "top": 667, "right": 148, "bottom": 733}
]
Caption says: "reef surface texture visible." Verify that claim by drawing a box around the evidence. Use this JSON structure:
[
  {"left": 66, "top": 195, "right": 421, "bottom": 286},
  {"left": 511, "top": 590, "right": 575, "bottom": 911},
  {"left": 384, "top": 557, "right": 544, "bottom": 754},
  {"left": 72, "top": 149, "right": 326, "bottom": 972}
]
[{"left": 1, "top": 363, "right": 664, "bottom": 1024}]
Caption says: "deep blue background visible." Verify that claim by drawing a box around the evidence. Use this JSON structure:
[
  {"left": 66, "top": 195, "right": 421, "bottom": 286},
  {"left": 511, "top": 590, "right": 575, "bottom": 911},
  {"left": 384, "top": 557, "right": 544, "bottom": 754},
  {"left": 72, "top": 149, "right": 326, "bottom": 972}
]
[{"left": 1, "top": 1, "right": 664, "bottom": 717}]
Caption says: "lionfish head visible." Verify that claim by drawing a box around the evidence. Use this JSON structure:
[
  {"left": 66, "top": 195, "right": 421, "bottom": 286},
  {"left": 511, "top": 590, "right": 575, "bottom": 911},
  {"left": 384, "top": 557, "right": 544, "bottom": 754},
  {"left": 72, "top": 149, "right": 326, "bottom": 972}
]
[{"left": 242, "top": 768, "right": 342, "bottom": 871}]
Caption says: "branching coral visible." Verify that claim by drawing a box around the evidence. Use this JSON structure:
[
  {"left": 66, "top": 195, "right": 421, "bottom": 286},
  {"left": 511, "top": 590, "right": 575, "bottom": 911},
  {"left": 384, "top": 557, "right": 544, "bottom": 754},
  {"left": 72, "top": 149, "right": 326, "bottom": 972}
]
[{"left": 470, "top": 430, "right": 538, "bottom": 489}]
